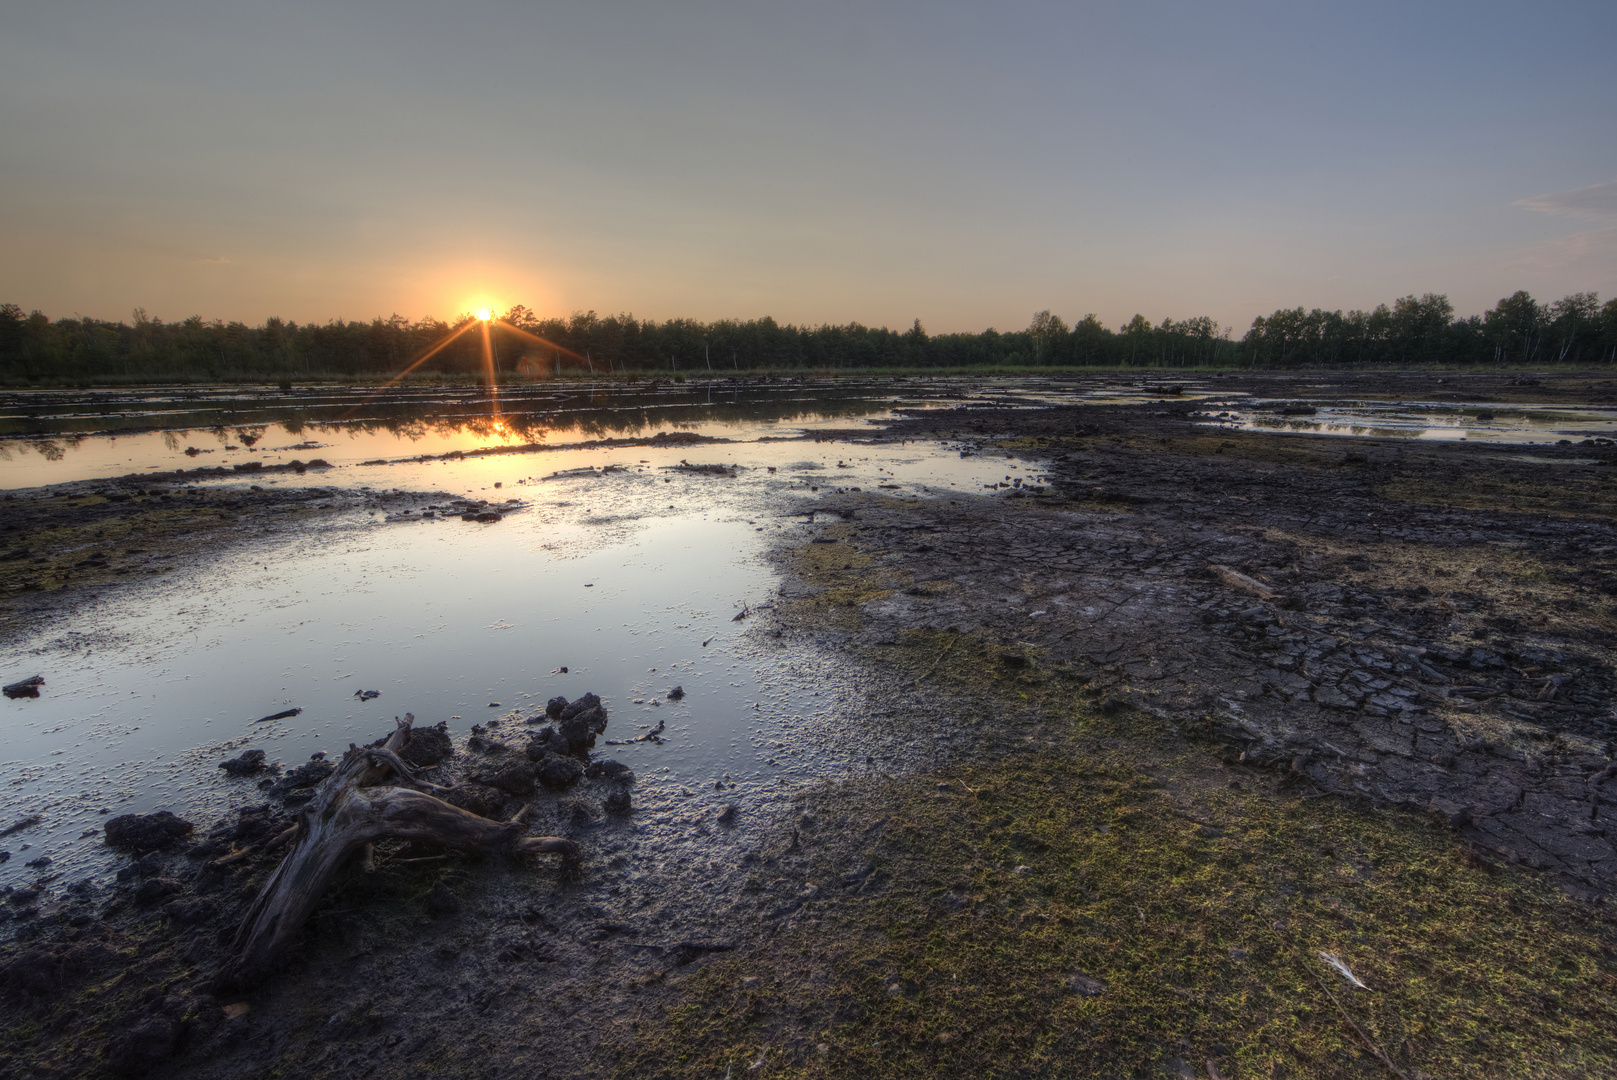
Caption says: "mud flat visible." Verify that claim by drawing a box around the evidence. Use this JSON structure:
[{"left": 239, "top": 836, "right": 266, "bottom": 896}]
[
  {"left": 627, "top": 372, "right": 1617, "bottom": 1079},
  {"left": 2, "top": 371, "right": 1617, "bottom": 1079}
]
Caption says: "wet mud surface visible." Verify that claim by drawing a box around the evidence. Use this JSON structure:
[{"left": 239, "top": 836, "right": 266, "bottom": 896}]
[
  {"left": 866, "top": 388, "right": 1617, "bottom": 885},
  {"left": 848, "top": 384, "right": 1617, "bottom": 892},
  {"left": 2, "top": 370, "right": 1616, "bottom": 1079}
]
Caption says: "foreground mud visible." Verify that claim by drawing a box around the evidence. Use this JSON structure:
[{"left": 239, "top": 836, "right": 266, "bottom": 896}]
[{"left": 2, "top": 370, "right": 1616, "bottom": 1079}]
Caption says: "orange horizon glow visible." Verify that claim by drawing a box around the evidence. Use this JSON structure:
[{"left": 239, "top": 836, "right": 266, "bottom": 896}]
[
  {"left": 478, "top": 317, "right": 501, "bottom": 421},
  {"left": 337, "top": 305, "right": 609, "bottom": 423}
]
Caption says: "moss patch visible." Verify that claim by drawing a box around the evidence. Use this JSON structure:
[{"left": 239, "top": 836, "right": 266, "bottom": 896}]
[
  {"left": 1380, "top": 472, "right": 1617, "bottom": 522},
  {"left": 618, "top": 720, "right": 1617, "bottom": 1079}
]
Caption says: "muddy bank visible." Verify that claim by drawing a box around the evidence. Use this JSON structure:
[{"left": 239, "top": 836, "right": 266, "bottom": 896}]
[
  {"left": 801, "top": 390, "right": 1617, "bottom": 892},
  {"left": 0, "top": 689, "right": 814, "bottom": 1080},
  {"left": 615, "top": 378, "right": 1617, "bottom": 1078},
  {"left": 0, "top": 475, "right": 532, "bottom": 648}
]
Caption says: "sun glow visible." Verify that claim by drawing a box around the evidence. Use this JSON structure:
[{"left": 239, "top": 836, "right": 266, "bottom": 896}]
[{"left": 343, "top": 300, "right": 596, "bottom": 427}]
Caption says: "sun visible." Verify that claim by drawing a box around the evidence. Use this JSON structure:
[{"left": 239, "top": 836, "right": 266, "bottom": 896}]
[{"left": 476, "top": 308, "right": 492, "bottom": 322}]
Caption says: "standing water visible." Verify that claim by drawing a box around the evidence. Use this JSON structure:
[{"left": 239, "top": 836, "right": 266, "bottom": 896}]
[{"left": 0, "top": 378, "right": 1056, "bottom": 888}]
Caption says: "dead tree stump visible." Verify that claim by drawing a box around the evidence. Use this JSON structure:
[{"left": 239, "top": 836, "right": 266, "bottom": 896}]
[{"left": 224, "top": 714, "right": 576, "bottom": 985}]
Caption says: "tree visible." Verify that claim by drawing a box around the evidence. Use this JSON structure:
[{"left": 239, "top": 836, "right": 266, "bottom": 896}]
[
  {"left": 1389, "top": 294, "right": 1454, "bottom": 364},
  {"left": 1601, "top": 298, "right": 1617, "bottom": 364},
  {"left": 1548, "top": 292, "right": 1600, "bottom": 363},
  {"left": 1027, "top": 310, "right": 1069, "bottom": 364},
  {"left": 1122, "top": 314, "right": 1152, "bottom": 365},
  {"left": 1484, "top": 291, "right": 1543, "bottom": 365}
]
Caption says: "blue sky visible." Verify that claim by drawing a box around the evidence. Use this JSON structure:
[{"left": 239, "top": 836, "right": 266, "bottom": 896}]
[{"left": 1, "top": 0, "right": 1613, "bottom": 332}]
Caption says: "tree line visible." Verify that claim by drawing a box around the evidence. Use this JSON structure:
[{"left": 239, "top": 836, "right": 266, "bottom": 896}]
[{"left": 2, "top": 289, "right": 1613, "bottom": 382}]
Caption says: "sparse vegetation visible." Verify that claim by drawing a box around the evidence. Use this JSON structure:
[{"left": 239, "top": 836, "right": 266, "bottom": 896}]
[{"left": 619, "top": 566, "right": 1617, "bottom": 1079}]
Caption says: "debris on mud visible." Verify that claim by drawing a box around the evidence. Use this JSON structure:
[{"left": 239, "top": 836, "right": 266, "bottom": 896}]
[
  {"left": 103, "top": 811, "right": 194, "bottom": 853},
  {"left": 218, "top": 749, "right": 268, "bottom": 776},
  {"left": 223, "top": 712, "right": 577, "bottom": 985},
  {"left": 2, "top": 675, "right": 44, "bottom": 699},
  {"left": 0, "top": 815, "right": 43, "bottom": 839}
]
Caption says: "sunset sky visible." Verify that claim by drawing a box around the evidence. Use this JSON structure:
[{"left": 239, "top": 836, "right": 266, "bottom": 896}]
[{"left": 2, "top": 0, "right": 1613, "bottom": 332}]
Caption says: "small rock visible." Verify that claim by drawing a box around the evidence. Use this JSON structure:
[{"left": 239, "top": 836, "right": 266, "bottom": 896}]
[
  {"left": 717, "top": 804, "right": 737, "bottom": 825},
  {"left": 535, "top": 753, "right": 584, "bottom": 790},
  {"left": 667, "top": 685, "right": 685, "bottom": 700},
  {"left": 2, "top": 675, "right": 44, "bottom": 699},
  {"left": 489, "top": 761, "right": 537, "bottom": 796},
  {"left": 525, "top": 728, "right": 557, "bottom": 758},
  {"left": 559, "top": 693, "right": 604, "bottom": 725},
  {"left": 546, "top": 696, "right": 568, "bottom": 719},
  {"left": 1066, "top": 971, "right": 1107, "bottom": 996},
  {"left": 218, "top": 749, "right": 268, "bottom": 776},
  {"left": 400, "top": 726, "right": 453, "bottom": 767},
  {"left": 104, "top": 812, "right": 194, "bottom": 853},
  {"left": 557, "top": 702, "right": 608, "bottom": 755}
]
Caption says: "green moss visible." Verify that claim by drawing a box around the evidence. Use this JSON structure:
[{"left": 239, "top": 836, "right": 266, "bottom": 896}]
[
  {"left": 1380, "top": 473, "right": 1617, "bottom": 522},
  {"left": 620, "top": 702, "right": 1617, "bottom": 1079}
]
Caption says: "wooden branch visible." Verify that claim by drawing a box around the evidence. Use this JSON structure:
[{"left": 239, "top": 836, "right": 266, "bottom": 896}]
[
  {"left": 222, "top": 712, "right": 578, "bottom": 986},
  {"left": 1208, "top": 563, "right": 1284, "bottom": 602}
]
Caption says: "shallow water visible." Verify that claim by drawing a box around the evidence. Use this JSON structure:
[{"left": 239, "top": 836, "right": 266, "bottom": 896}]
[
  {"left": 1196, "top": 399, "right": 1617, "bottom": 445},
  {"left": 0, "top": 381, "right": 1052, "bottom": 889},
  {"left": 0, "top": 376, "right": 1200, "bottom": 488}
]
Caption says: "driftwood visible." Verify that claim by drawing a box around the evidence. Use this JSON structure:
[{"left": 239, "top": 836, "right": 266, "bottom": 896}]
[
  {"left": 1207, "top": 563, "right": 1284, "bottom": 603},
  {"left": 224, "top": 713, "right": 577, "bottom": 985}
]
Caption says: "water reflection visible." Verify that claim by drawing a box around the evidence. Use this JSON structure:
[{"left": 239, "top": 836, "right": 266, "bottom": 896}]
[
  {"left": 0, "top": 377, "right": 1216, "bottom": 487},
  {"left": 1198, "top": 400, "right": 1617, "bottom": 445},
  {"left": 0, "top": 398, "right": 1049, "bottom": 889}
]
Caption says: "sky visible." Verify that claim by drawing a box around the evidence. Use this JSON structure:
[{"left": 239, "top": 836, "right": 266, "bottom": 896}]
[{"left": 1, "top": 0, "right": 1614, "bottom": 334}]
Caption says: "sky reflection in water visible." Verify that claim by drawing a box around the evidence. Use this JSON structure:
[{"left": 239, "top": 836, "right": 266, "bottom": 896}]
[{"left": 0, "top": 381, "right": 1060, "bottom": 889}]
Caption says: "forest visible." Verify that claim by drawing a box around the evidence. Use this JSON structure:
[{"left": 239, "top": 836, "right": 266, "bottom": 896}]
[{"left": 1, "top": 289, "right": 1613, "bottom": 383}]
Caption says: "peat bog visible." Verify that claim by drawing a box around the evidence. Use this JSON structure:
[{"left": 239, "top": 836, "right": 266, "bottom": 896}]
[{"left": 1, "top": 370, "right": 1615, "bottom": 1079}]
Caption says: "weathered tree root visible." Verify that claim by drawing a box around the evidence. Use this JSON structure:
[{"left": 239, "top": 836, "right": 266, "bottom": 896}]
[{"left": 223, "top": 714, "right": 577, "bottom": 986}]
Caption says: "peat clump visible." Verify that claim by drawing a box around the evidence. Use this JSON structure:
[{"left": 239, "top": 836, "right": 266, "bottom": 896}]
[{"left": 104, "top": 812, "right": 193, "bottom": 854}]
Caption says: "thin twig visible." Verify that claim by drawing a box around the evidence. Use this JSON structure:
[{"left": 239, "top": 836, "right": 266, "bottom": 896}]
[
  {"left": 1277, "top": 932, "right": 1409, "bottom": 1079},
  {"left": 915, "top": 634, "right": 959, "bottom": 688}
]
